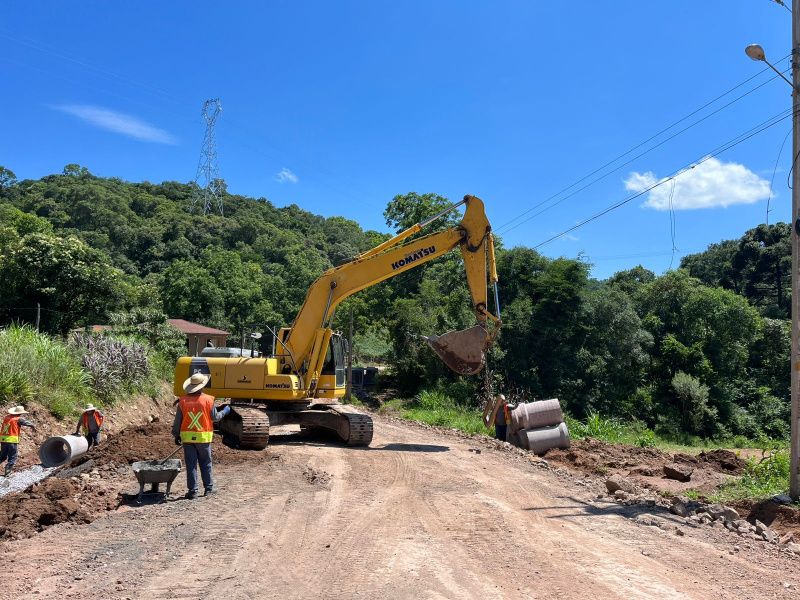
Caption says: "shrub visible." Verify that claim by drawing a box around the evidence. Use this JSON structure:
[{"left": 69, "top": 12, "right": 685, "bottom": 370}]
[
  {"left": 69, "top": 332, "right": 149, "bottom": 401},
  {"left": 672, "top": 372, "right": 715, "bottom": 434},
  {"left": 634, "top": 428, "right": 657, "bottom": 448},
  {"left": 717, "top": 450, "right": 790, "bottom": 501}
]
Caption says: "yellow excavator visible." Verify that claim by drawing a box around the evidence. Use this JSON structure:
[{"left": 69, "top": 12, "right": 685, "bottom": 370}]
[{"left": 173, "top": 195, "right": 501, "bottom": 448}]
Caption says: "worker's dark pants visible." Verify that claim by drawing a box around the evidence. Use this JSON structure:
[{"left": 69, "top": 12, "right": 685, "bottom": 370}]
[
  {"left": 183, "top": 443, "right": 213, "bottom": 493},
  {"left": 0, "top": 442, "right": 19, "bottom": 474},
  {"left": 85, "top": 432, "right": 101, "bottom": 447},
  {"left": 495, "top": 423, "right": 507, "bottom": 442}
]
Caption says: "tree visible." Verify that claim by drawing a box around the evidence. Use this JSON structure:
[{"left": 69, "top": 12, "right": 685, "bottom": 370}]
[
  {"left": 0, "top": 166, "right": 17, "bottom": 191},
  {"left": 384, "top": 192, "right": 458, "bottom": 232},
  {"left": 0, "top": 233, "right": 123, "bottom": 332}
]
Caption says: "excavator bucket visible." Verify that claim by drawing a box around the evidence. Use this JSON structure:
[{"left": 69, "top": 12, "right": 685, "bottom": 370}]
[{"left": 424, "top": 325, "right": 490, "bottom": 375}]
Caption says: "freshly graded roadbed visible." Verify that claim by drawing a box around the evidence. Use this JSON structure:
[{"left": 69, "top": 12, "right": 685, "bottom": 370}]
[{"left": 3, "top": 416, "right": 799, "bottom": 599}]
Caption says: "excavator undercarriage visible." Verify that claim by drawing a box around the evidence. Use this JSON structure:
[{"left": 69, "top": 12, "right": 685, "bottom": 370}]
[{"left": 218, "top": 402, "right": 374, "bottom": 449}]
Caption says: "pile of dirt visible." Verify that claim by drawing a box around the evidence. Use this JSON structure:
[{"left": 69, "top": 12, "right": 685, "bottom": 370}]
[
  {"left": 733, "top": 498, "right": 800, "bottom": 540},
  {"left": 0, "top": 478, "right": 91, "bottom": 540},
  {"left": 546, "top": 438, "right": 745, "bottom": 495},
  {"left": 1, "top": 416, "right": 270, "bottom": 541}
]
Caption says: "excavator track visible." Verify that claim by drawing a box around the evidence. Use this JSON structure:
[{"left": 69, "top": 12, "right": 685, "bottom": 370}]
[
  {"left": 222, "top": 406, "right": 270, "bottom": 450},
  {"left": 327, "top": 404, "right": 374, "bottom": 446}
]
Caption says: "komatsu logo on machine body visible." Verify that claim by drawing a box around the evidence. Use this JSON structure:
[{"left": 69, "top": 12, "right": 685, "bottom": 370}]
[{"left": 391, "top": 245, "right": 436, "bottom": 270}]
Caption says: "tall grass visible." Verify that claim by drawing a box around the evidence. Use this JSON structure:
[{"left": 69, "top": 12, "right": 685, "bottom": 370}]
[
  {"left": 401, "top": 390, "right": 485, "bottom": 435},
  {"left": 0, "top": 325, "right": 91, "bottom": 417}
]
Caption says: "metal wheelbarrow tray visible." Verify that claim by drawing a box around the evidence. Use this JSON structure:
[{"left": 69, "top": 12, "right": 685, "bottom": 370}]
[{"left": 131, "top": 459, "right": 182, "bottom": 504}]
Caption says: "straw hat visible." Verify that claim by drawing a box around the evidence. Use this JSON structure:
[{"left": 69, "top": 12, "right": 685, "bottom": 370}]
[
  {"left": 183, "top": 372, "right": 210, "bottom": 394},
  {"left": 7, "top": 406, "right": 28, "bottom": 415},
  {"left": 84, "top": 404, "right": 96, "bottom": 411}
]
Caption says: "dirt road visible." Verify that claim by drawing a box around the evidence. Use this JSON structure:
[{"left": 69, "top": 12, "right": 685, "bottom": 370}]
[{"left": 3, "top": 416, "right": 799, "bottom": 599}]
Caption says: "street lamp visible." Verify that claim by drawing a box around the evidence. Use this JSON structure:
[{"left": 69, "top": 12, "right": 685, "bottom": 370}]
[
  {"left": 745, "top": 33, "right": 800, "bottom": 500},
  {"left": 744, "top": 44, "right": 795, "bottom": 88}
]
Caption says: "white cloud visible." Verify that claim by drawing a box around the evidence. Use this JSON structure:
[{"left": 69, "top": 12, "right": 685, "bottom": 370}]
[
  {"left": 275, "top": 167, "right": 298, "bottom": 184},
  {"left": 563, "top": 233, "right": 579, "bottom": 242},
  {"left": 51, "top": 104, "right": 178, "bottom": 144},
  {"left": 625, "top": 156, "right": 771, "bottom": 210}
]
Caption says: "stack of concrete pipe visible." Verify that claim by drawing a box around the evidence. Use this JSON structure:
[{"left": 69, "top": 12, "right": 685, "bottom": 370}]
[{"left": 509, "top": 399, "right": 570, "bottom": 455}]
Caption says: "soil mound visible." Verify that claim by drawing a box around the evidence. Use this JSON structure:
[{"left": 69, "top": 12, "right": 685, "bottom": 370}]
[
  {"left": 0, "top": 478, "right": 90, "bottom": 540},
  {"left": 545, "top": 438, "right": 743, "bottom": 495}
]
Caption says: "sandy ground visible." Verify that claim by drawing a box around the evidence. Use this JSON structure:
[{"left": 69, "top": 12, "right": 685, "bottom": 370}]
[{"left": 3, "top": 416, "right": 800, "bottom": 600}]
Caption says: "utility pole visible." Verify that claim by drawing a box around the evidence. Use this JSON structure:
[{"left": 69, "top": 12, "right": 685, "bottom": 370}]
[
  {"left": 744, "top": 4, "right": 800, "bottom": 498},
  {"left": 791, "top": 0, "right": 800, "bottom": 499},
  {"left": 35, "top": 302, "right": 40, "bottom": 332}
]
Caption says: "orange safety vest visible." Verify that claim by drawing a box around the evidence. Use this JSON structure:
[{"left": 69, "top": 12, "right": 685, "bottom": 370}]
[
  {"left": 0, "top": 415, "right": 21, "bottom": 444},
  {"left": 81, "top": 410, "right": 104, "bottom": 433},
  {"left": 179, "top": 393, "right": 215, "bottom": 443},
  {"left": 503, "top": 404, "right": 512, "bottom": 426}
]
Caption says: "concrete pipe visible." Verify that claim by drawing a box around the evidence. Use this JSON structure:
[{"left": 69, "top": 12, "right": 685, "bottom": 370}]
[
  {"left": 510, "top": 399, "right": 564, "bottom": 433},
  {"left": 519, "top": 422, "right": 570, "bottom": 455},
  {"left": 39, "top": 434, "right": 89, "bottom": 468}
]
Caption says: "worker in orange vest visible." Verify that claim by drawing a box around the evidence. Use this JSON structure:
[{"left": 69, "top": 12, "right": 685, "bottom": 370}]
[
  {"left": 74, "top": 403, "right": 105, "bottom": 447},
  {"left": 171, "top": 372, "right": 230, "bottom": 499},
  {"left": 0, "top": 405, "right": 37, "bottom": 477}
]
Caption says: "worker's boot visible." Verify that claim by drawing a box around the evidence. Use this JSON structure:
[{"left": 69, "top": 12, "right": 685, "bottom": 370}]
[{"left": 3, "top": 465, "right": 12, "bottom": 478}]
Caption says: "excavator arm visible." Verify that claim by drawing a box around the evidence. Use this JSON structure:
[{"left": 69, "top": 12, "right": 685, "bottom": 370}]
[{"left": 282, "top": 195, "right": 500, "bottom": 383}]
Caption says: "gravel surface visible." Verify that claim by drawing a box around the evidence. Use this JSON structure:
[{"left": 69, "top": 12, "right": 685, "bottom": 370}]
[{"left": 0, "top": 465, "right": 57, "bottom": 497}]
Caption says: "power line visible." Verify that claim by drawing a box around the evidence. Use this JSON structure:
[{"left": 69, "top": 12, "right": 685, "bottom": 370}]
[
  {"left": 767, "top": 127, "right": 792, "bottom": 224},
  {"left": 533, "top": 107, "right": 796, "bottom": 249},
  {"left": 498, "top": 68, "right": 790, "bottom": 235}
]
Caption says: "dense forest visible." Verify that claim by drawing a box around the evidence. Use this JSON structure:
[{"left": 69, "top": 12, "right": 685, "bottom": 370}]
[{"left": 0, "top": 164, "right": 791, "bottom": 440}]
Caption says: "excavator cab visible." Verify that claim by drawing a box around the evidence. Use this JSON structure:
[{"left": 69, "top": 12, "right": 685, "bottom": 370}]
[{"left": 321, "top": 333, "right": 347, "bottom": 388}]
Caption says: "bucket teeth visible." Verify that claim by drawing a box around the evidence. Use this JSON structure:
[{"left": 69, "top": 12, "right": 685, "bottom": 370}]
[{"left": 425, "top": 325, "right": 489, "bottom": 375}]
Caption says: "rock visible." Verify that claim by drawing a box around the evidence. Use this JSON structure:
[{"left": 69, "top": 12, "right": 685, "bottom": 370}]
[
  {"left": 635, "top": 513, "right": 667, "bottom": 528},
  {"left": 675, "top": 528, "right": 685, "bottom": 536},
  {"left": 721, "top": 506, "right": 740, "bottom": 522},
  {"left": 733, "top": 519, "right": 754, "bottom": 533},
  {"left": 605, "top": 475, "right": 636, "bottom": 494},
  {"left": 663, "top": 463, "right": 693, "bottom": 482},
  {"left": 628, "top": 466, "right": 654, "bottom": 477},
  {"left": 614, "top": 490, "right": 627, "bottom": 500},
  {"left": 762, "top": 529, "right": 777, "bottom": 543},
  {"left": 779, "top": 532, "right": 795, "bottom": 545},
  {"left": 670, "top": 497, "right": 689, "bottom": 517},
  {"left": 773, "top": 494, "right": 794, "bottom": 505},
  {"left": 786, "top": 542, "right": 800, "bottom": 555},
  {"left": 754, "top": 519, "right": 768, "bottom": 535},
  {"left": 705, "top": 504, "right": 726, "bottom": 520}
]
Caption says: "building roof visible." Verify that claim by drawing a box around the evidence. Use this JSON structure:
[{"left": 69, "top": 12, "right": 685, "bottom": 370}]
[{"left": 167, "top": 319, "right": 230, "bottom": 336}]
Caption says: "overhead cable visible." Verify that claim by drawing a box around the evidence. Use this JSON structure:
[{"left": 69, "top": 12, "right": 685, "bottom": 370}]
[{"left": 533, "top": 107, "right": 797, "bottom": 249}]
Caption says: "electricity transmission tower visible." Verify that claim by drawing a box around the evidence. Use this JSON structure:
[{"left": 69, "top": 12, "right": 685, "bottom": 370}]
[{"left": 191, "top": 98, "right": 224, "bottom": 215}]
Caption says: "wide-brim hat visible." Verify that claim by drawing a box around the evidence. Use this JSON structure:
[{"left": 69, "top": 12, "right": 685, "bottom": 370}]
[
  {"left": 84, "top": 404, "right": 95, "bottom": 411},
  {"left": 8, "top": 405, "right": 28, "bottom": 415},
  {"left": 183, "top": 372, "right": 210, "bottom": 394}
]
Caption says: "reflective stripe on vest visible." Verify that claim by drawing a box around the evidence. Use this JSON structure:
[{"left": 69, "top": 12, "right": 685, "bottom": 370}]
[
  {"left": 0, "top": 415, "right": 20, "bottom": 444},
  {"left": 179, "top": 394, "right": 214, "bottom": 443},
  {"left": 81, "top": 410, "right": 104, "bottom": 433}
]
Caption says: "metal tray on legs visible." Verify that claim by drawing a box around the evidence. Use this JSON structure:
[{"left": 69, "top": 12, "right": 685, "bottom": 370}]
[{"left": 131, "top": 459, "right": 182, "bottom": 504}]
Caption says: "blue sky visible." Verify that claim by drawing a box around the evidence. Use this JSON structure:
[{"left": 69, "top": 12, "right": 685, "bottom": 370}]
[{"left": 1, "top": 1, "right": 793, "bottom": 278}]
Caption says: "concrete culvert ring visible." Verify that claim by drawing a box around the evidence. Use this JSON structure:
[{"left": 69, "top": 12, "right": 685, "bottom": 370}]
[{"left": 39, "top": 435, "right": 89, "bottom": 468}]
